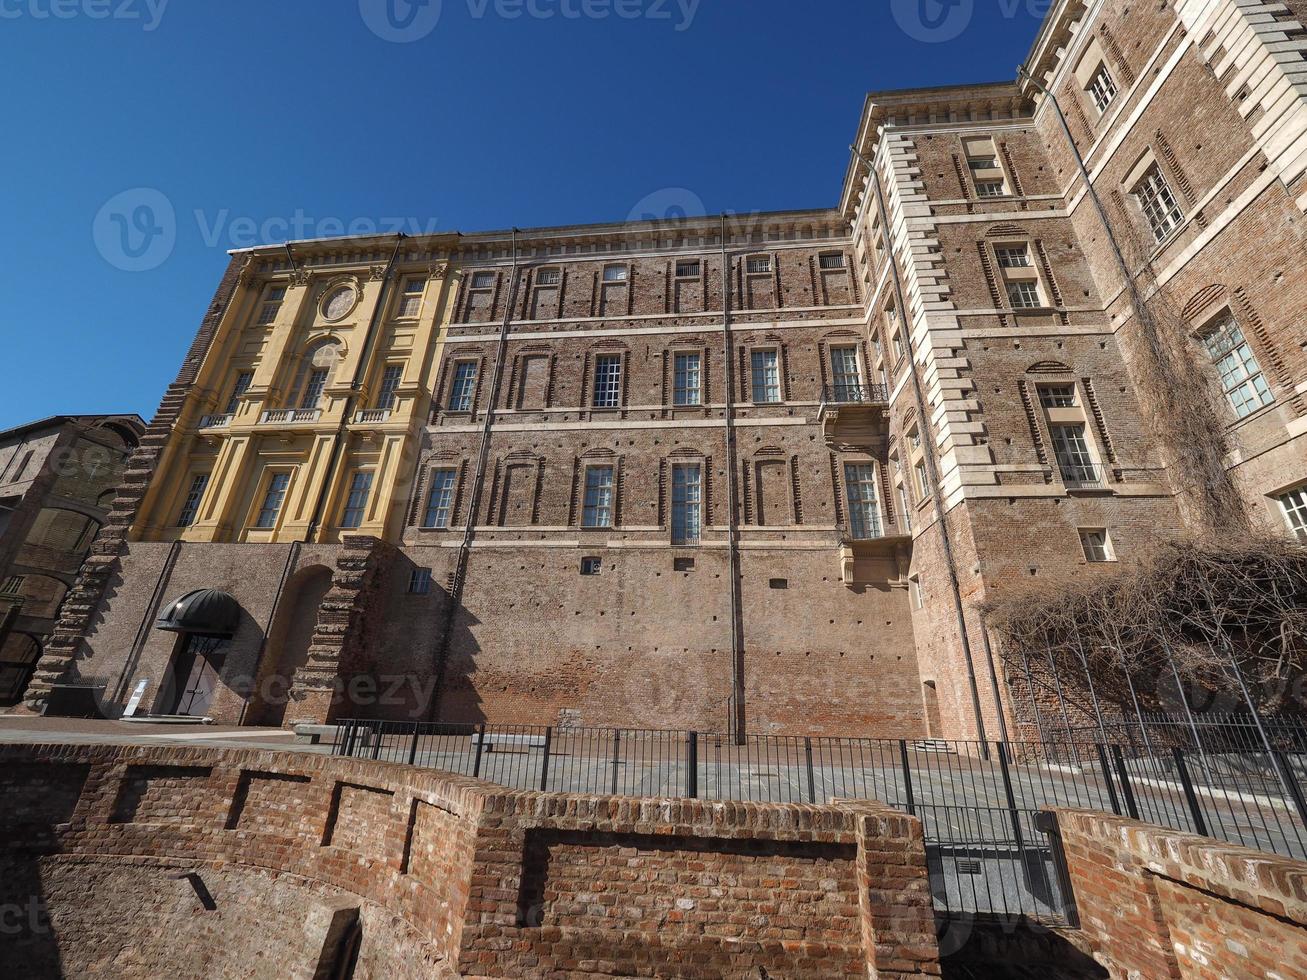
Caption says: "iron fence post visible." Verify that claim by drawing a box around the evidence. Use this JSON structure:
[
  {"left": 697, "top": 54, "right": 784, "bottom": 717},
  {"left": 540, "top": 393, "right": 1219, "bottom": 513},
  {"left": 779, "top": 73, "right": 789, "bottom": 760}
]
[
  {"left": 1272, "top": 749, "right": 1307, "bottom": 830},
  {"left": 369, "top": 722, "right": 383, "bottom": 760},
  {"left": 472, "top": 723, "right": 486, "bottom": 779},
  {"left": 611, "top": 729, "right": 622, "bottom": 796},
  {"left": 1094, "top": 744, "right": 1122, "bottom": 816},
  {"left": 338, "top": 721, "right": 353, "bottom": 757},
  {"left": 996, "top": 742, "right": 1026, "bottom": 854},
  {"left": 1110, "top": 745, "right": 1140, "bottom": 820},
  {"left": 407, "top": 725, "right": 421, "bottom": 767},
  {"left": 686, "top": 731, "right": 698, "bottom": 799},
  {"left": 804, "top": 737, "right": 817, "bottom": 803},
  {"left": 898, "top": 740, "right": 916, "bottom": 817},
  {"left": 539, "top": 727, "right": 553, "bottom": 792},
  {"left": 1172, "top": 748, "right": 1208, "bottom": 838}
]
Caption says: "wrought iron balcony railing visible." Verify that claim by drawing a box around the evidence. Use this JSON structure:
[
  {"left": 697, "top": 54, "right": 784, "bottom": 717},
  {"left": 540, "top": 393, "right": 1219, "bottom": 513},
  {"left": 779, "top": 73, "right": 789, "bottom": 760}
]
[{"left": 821, "top": 383, "right": 889, "bottom": 406}]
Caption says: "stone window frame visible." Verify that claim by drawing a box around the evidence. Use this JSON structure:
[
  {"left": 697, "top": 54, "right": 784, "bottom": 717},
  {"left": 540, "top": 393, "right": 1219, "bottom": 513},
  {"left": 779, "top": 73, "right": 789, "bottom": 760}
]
[
  {"left": 817, "top": 332, "right": 870, "bottom": 403},
  {"left": 669, "top": 346, "right": 706, "bottom": 408},
  {"left": 841, "top": 456, "right": 884, "bottom": 541},
  {"left": 394, "top": 275, "right": 427, "bottom": 320},
  {"left": 1124, "top": 150, "right": 1186, "bottom": 246},
  {"left": 746, "top": 344, "right": 785, "bottom": 405},
  {"left": 1074, "top": 38, "right": 1119, "bottom": 118},
  {"left": 1192, "top": 307, "right": 1275, "bottom": 422},
  {"left": 337, "top": 468, "right": 376, "bottom": 531},
  {"left": 254, "top": 282, "right": 287, "bottom": 327},
  {"left": 1078, "top": 527, "right": 1116, "bottom": 563},
  {"left": 222, "top": 368, "right": 256, "bottom": 417},
  {"left": 579, "top": 461, "right": 617, "bottom": 529},
  {"left": 420, "top": 465, "right": 462, "bottom": 529},
  {"left": 248, "top": 467, "right": 296, "bottom": 535},
  {"left": 963, "top": 136, "right": 1011, "bottom": 199},
  {"left": 440, "top": 355, "right": 484, "bottom": 415},
  {"left": 987, "top": 240, "right": 1049, "bottom": 312},
  {"left": 1028, "top": 376, "right": 1109, "bottom": 490},
  {"left": 1273, "top": 483, "right": 1307, "bottom": 543}
]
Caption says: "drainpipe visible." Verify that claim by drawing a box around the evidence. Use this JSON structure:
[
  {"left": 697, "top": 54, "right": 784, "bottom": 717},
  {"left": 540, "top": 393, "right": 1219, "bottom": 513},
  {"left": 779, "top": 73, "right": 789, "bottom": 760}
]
[
  {"left": 852, "top": 144, "right": 991, "bottom": 745},
  {"left": 303, "top": 234, "right": 407, "bottom": 543},
  {"left": 720, "top": 215, "right": 746, "bottom": 742},
  {"left": 427, "top": 230, "right": 522, "bottom": 721}
]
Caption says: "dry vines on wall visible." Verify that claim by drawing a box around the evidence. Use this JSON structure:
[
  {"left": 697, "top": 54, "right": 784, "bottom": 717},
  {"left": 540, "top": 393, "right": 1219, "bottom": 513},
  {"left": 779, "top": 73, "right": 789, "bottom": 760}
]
[{"left": 986, "top": 537, "right": 1307, "bottom": 718}]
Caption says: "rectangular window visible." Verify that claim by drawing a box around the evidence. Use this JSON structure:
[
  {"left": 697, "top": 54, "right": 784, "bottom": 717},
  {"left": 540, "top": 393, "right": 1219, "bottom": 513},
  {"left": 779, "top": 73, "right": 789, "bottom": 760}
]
[
  {"left": 673, "top": 352, "right": 702, "bottom": 406},
  {"left": 580, "top": 557, "right": 602, "bottom": 576},
  {"left": 408, "top": 568, "right": 432, "bottom": 594},
  {"left": 0, "top": 575, "right": 23, "bottom": 597},
  {"left": 1007, "top": 281, "right": 1042, "bottom": 309},
  {"left": 1080, "top": 528, "right": 1114, "bottom": 562},
  {"left": 1038, "top": 384, "right": 1077, "bottom": 409},
  {"left": 995, "top": 245, "right": 1032, "bottom": 268},
  {"left": 536, "top": 268, "right": 561, "bottom": 285},
  {"left": 897, "top": 479, "right": 912, "bottom": 534},
  {"left": 257, "top": 286, "right": 286, "bottom": 326},
  {"left": 340, "top": 471, "right": 373, "bottom": 529},
  {"left": 746, "top": 255, "right": 772, "bottom": 274},
  {"left": 844, "top": 463, "right": 882, "bottom": 540},
  {"left": 423, "top": 469, "right": 457, "bottom": 528},
  {"left": 602, "top": 264, "right": 628, "bottom": 283},
  {"left": 914, "top": 459, "right": 930, "bottom": 500},
  {"left": 819, "top": 252, "right": 846, "bottom": 270},
  {"left": 1135, "top": 165, "right": 1185, "bottom": 242},
  {"left": 176, "top": 473, "right": 210, "bottom": 528},
  {"left": 225, "top": 371, "right": 254, "bottom": 415},
  {"left": 671, "top": 463, "right": 702, "bottom": 544},
  {"left": 375, "top": 364, "right": 403, "bottom": 411},
  {"left": 448, "top": 361, "right": 478, "bottom": 411},
  {"left": 1051, "top": 424, "right": 1100, "bottom": 486},
  {"left": 675, "top": 260, "right": 700, "bottom": 278},
  {"left": 255, "top": 473, "right": 291, "bottom": 530},
  {"left": 975, "top": 180, "right": 1007, "bottom": 198},
  {"left": 301, "top": 369, "right": 329, "bottom": 410},
  {"left": 1201, "top": 317, "right": 1274, "bottom": 419},
  {"left": 1088, "top": 64, "right": 1118, "bottom": 113},
  {"left": 909, "top": 574, "right": 924, "bottom": 610},
  {"left": 751, "top": 349, "right": 781, "bottom": 403},
  {"left": 592, "top": 354, "right": 623, "bottom": 408},
  {"left": 1278, "top": 487, "right": 1307, "bottom": 543},
  {"left": 968, "top": 156, "right": 999, "bottom": 172},
  {"left": 397, "top": 277, "right": 425, "bottom": 318},
  {"left": 830, "top": 346, "right": 863, "bottom": 402},
  {"left": 581, "top": 466, "right": 615, "bottom": 527},
  {"left": 470, "top": 271, "right": 496, "bottom": 289}
]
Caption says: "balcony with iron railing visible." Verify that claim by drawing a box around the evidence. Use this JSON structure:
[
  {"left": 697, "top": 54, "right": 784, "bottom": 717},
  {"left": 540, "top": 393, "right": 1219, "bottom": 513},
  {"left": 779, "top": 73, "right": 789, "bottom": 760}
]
[
  {"left": 818, "top": 382, "right": 890, "bottom": 448},
  {"left": 1058, "top": 463, "right": 1107, "bottom": 491},
  {"left": 837, "top": 517, "right": 912, "bottom": 586}
]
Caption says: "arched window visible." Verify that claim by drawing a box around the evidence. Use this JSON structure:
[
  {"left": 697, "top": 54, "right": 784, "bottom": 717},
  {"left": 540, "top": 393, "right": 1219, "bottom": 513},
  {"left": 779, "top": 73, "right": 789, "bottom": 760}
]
[{"left": 290, "top": 340, "right": 342, "bottom": 410}]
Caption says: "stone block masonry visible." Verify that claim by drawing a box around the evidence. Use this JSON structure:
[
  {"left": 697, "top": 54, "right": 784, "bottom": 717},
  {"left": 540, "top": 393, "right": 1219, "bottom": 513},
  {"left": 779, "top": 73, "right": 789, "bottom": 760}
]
[{"left": 0, "top": 742, "right": 941, "bottom": 979}]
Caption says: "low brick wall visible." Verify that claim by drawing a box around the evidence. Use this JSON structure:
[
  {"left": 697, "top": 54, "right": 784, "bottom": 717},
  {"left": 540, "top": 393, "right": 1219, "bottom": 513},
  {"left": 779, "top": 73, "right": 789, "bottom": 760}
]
[
  {"left": 0, "top": 743, "right": 940, "bottom": 979},
  {"left": 1049, "top": 808, "right": 1307, "bottom": 979}
]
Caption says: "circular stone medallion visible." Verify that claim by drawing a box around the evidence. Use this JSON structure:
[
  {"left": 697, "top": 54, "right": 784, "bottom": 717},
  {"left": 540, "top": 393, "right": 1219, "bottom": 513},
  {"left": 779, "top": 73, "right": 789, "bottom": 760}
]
[{"left": 321, "top": 284, "right": 358, "bottom": 321}]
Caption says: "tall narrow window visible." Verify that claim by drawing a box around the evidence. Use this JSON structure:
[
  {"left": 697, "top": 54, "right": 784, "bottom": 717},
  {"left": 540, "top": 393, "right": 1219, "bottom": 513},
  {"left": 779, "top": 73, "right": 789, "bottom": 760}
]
[
  {"left": 1201, "top": 316, "right": 1273, "bottom": 419},
  {"left": 340, "top": 471, "right": 373, "bottom": 529},
  {"left": 256, "top": 285, "right": 286, "bottom": 326},
  {"left": 844, "top": 463, "right": 882, "bottom": 540},
  {"left": 671, "top": 463, "right": 702, "bottom": 544},
  {"left": 1277, "top": 486, "right": 1307, "bottom": 542},
  {"left": 301, "top": 369, "right": 328, "bottom": 409},
  {"left": 913, "top": 459, "right": 930, "bottom": 500},
  {"left": 376, "top": 365, "right": 403, "bottom": 410},
  {"left": 751, "top": 349, "right": 781, "bottom": 403},
  {"left": 224, "top": 371, "right": 254, "bottom": 415},
  {"left": 1079, "top": 528, "right": 1114, "bottom": 562},
  {"left": 673, "top": 352, "right": 702, "bottom": 406},
  {"left": 1134, "top": 165, "right": 1185, "bottom": 242},
  {"left": 897, "top": 478, "right": 912, "bottom": 534},
  {"left": 255, "top": 473, "right": 291, "bottom": 530},
  {"left": 1087, "top": 64, "right": 1118, "bottom": 113},
  {"left": 397, "top": 277, "right": 425, "bottom": 318},
  {"left": 830, "top": 346, "right": 863, "bottom": 402},
  {"left": 424, "top": 469, "right": 457, "bottom": 528},
  {"left": 593, "top": 354, "right": 622, "bottom": 408},
  {"left": 581, "top": 466, "right": 615, "bottom": 528},
  {"left": 1050, "top": 424, "right": 1099, "bottom": 486},
  {"left": 408, "top": 568, "right": 433, "bottom": 594},
  {"left": 448, "top": 361, "right": 478, "bottom": 411},
  {"left": 176, "top": 473, "right": 210, "bottom": 528}
]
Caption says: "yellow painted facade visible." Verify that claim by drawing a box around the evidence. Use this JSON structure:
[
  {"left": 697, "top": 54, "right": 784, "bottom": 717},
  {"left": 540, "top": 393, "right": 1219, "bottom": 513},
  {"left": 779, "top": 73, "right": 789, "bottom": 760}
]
[{"left": 131, "top": 238, "right": 459, "bottom": 545}]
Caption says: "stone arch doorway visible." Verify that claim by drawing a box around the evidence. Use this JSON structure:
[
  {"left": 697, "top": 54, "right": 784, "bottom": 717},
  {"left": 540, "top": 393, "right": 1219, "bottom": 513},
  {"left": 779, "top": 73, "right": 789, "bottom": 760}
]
[{"left": 248, "top": 565, "right": 333, "bottom": 727}]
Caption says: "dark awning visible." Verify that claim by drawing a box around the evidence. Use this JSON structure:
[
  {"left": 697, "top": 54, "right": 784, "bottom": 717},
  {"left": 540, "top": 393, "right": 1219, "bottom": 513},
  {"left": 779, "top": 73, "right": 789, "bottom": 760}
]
[{"left": 154, "top": 589, "right": 241, "bottom": 638}]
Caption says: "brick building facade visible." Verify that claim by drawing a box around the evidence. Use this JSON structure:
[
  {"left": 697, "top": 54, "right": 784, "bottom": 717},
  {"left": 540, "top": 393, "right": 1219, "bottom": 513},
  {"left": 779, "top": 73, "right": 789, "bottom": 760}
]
[{"left": 16, "top": 0, "right": 1307, "bottom": 738}]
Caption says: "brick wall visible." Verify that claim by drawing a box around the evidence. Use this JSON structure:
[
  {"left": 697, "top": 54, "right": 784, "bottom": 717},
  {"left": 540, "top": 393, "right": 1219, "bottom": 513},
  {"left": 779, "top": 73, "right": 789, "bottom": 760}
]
[
  {"left": 1050, "top": 807, "right": 1307, "bottom": 978},
  {"left": 0, "top": 742, "right": 940, "bottom": 980}
]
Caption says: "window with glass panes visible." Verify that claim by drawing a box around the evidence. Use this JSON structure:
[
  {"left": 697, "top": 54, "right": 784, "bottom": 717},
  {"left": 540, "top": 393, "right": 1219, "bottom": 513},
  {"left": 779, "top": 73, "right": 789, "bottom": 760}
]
[
  {"left": 397, "top": 278, "right": 424, "bottom": 318},
  {"left": 1007, "top": 281, "right": 1041, "bottom": 308},
  {"left": 673, "top": 352, "right": 701, "bottom": 406},
  {"left": 536, "top": 268, "right": 561, "bottom": 285},
  {"left": 602, "top": 265, "right": 628, "bottom": 282},
  {"left": 914, "top": 459, "right": 930, "bottom": 500},
  {"left": 408, "top": 568, "right": 432, "bottom": 594},
  {"left": 995, "top": 245, "right": 1031, "bottom": 268},
  {"left": 1088, "top": 64, "right": 1118, "bottom": 113},
  {"left": 1135, "top": 165, "right": 1185, "bottom": 242},
  {"left": 176, "top": 473, "right": 210, "bottom": 528},
  {"left": 424, "top": 470, "right": 457, "bottom": 527},
  {"left": 1080, "top": 528, "right": 1113, "bottom": 562},
  {"left": 1051, "top": 424, "right": 1099, "bottom": 484},
  {"left": 255, "top": 473, "right": 291, "bottom": 529},
  {"left": 301, "top": 369, "right": 329, "bottom": 409},
  {"left": 592, "top": 354, "right": 622, "bottom": 407},
  {"left": 751, "top": 350, "right": 781, "bottom": 403},
  {"left": 1201, "top": 316, "right": 1273, "bottom": 419},
  {"left": 1038, "top": 385, "right": 1077, "bottom": 409},
  {"left": 975, "top": 180, "right": 1007, "bottom": 198},
  {"left": 448, "top": 361, "right": 478, "bottom": 411},
  {"left": 376, "top": 365, "right": 403, "bottom": 410},
  {"left": 340, "top": 471, "right": 373, "bottom": 529},
  {"left": 896, "top": 471, "right": 912, "bottom": 533},
  {"left": 671, "top": 464, "right": 702, "bottom": 544},
  {"left": 581, "top": 466, "right": 615, "bottom": 527},
  {"left": 225, "top": 372, "right": 253, "bottom": 415},
  {"left": 746, "top": 255, "right": 772, "bottom": 274},
  {"left": 257, "top": 286, "right": 286, "bottom": 325},
  {"left": 830, "top": 346, "right": 862, "bottom": 401},
  {"left": 844, "top": 464, "right": 882, "bottom": 540},
  {"left": 471, "top": 271, "right": 496, "bottom": 289},
  {"left": 1278, "top": 487, "right": 1307, "bottom": 542}
]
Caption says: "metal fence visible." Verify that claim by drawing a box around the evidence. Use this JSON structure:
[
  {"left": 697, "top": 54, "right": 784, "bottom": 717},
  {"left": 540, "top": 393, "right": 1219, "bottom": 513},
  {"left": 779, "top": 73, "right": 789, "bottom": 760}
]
[{"left": 330, "top": 719, "right": 1307, "bottom": 923}]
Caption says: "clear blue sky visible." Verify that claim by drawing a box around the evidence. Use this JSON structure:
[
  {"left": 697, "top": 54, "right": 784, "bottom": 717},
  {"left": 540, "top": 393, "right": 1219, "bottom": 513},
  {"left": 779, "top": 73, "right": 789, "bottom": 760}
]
[{"left": 0, "top": 0, "right": 1043, "bottom": 428}]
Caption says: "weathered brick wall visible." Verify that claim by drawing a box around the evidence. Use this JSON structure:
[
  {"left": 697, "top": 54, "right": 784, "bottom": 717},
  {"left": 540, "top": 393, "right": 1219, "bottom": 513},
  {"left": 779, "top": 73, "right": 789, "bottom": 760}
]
[
  {"left": 0, "top": 742, "right": 940, "bottom": 980},
  {"left": 1050, "top": 807, "right": 1307, "bottom": 979}
]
